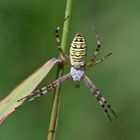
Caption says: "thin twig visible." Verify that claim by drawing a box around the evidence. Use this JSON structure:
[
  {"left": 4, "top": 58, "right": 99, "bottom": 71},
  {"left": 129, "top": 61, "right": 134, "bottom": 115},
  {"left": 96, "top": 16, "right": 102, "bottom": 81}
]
[{"left": 47, "top": 0, "right": 73, "bottom": 140}]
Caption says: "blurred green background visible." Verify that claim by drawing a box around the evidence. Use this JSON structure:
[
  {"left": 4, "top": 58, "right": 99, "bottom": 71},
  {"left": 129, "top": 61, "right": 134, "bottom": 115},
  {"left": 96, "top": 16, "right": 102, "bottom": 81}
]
[{"left": 0, "top": 0, "right": 140, "bottom": 140}]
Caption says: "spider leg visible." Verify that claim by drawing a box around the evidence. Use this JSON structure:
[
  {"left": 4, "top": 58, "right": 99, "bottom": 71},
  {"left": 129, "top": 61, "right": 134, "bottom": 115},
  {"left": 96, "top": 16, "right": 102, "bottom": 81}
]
[
  {"left": 55, "top": 16, "right": 70, "bottom": 66},
  {"left": 17, "top": 73, "right": 71, "bottom": 108},
  {"left": 83, "top": 74, "right": 117, "bottom": 121},
  {"left": 85, "top": 29, "right": 101, "bottom": 68},
  {"left": 93, "top": 52, "right": 112, "bottom": 66}
]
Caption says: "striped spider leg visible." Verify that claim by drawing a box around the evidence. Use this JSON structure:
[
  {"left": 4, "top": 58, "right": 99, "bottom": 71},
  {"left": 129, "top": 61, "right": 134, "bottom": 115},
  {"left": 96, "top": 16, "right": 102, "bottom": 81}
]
[
  {"left": 94, "top": 52, "right": 112, "bottom": 66},
  {"left": 17, "top": 73, "right": 71, "bottom": 107},
  {"left": 55, "top": 16, "right": 70, "bottom": 66},
  {"left": 83, "top": 75, "right": 118, "bottom": 121},
  {"left": 85, "top": 29, "right": 112, "bottom": 68},
  {"left": 85, "top": 29, "right": 101, "bottom": 68}
]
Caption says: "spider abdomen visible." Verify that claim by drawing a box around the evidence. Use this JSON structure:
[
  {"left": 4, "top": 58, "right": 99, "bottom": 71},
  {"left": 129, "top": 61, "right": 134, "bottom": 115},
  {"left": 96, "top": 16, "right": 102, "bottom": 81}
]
[{"left": 70, "top": 33, "right": 87, "bottom": 68}]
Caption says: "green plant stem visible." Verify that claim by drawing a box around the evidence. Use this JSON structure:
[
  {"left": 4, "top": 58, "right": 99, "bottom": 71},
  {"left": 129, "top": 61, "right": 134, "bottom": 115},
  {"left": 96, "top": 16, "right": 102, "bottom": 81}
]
[{"left": 47, "top": 0, "right": 73, "bottom": 140}]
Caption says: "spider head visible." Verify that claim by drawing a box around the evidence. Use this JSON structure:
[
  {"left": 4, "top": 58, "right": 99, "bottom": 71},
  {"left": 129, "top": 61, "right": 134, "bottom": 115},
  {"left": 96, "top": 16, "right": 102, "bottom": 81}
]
[{"left": 70, "top": 67, "right": 84, "bottom": 86}]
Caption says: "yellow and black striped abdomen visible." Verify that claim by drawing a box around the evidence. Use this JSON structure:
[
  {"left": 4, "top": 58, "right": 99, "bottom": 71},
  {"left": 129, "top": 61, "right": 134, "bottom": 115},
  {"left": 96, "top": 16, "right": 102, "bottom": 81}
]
[{"left": 70, "top": 33, "right": 87, "bottom": 68}]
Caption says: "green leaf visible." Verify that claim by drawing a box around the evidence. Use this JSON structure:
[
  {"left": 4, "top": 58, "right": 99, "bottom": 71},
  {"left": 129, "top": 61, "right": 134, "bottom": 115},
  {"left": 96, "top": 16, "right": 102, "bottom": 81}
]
[{"left": 0, "top": 57, "right": 59, "bottom": 124}]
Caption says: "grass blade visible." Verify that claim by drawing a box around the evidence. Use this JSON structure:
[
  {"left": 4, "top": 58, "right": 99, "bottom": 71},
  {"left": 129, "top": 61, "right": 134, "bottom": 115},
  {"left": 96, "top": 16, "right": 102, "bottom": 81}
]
[
  {"left": 47, "top": 0, "right": 73, "bottom": 139},
  {"left": 0, "top": 57, "right": 59, "bottom": 124}
]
